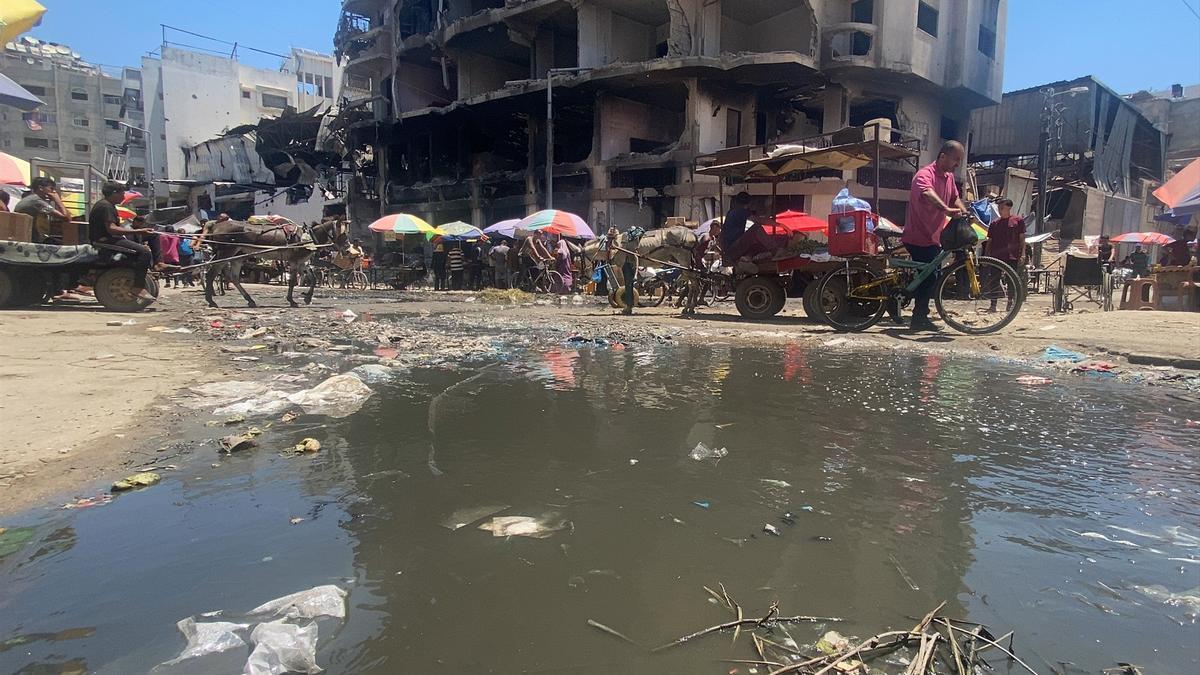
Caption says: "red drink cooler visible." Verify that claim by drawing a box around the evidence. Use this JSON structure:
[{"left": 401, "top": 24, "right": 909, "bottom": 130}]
[{"left": 828, "top": 211, "right": 875, "bottom": 257}]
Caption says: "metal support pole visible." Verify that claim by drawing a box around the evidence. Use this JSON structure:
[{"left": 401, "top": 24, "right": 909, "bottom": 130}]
[
  {"left": 545, "top": 75, "right": 554, "bottom": 210},
  {"left": 872, "top": 123, "right": 881, "bottom": 213},
  {"left": 1036, "top": 129, "right": 1049, "bottom": 235}
]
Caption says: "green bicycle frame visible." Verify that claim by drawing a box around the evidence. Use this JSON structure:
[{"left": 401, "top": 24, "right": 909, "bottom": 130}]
[{"left": 848, "top": 248, "right": 979, "bottom": 301}]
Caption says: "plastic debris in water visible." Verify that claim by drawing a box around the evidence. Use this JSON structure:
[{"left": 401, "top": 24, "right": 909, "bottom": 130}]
[
  {"left": 763, "top": 524, "right": 781, "bottom": 536},
  {"left": 478, "top": 515, "right": 568, "bottom": 539},
  {"left": 689, "top": 442, "right": 728, "bottom": 461},
  {"left": 111, "top": 471, "right": 160, "bottom": 492},
  {"left": 692, "top": 500, "right": 711, "bottom": 509}
]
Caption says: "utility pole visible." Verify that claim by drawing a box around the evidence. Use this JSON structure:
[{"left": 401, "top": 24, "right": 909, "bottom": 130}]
[
  {"left": 1036, "top": 86, "right": 1089, "bottom": 234},
  {"left": 544, "top": 67, "right": 590, "bottom": 210}
]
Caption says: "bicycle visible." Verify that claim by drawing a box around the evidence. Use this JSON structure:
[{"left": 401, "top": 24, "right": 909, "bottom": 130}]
[
  {"left": 519, "top": 262, "right": 565, "bottom": 294},
  {"left": 817, "top": 220, "right": 1024, "bottom": 335},
  {"left": 332, "top": 266, "right": 369, "bottom": 291}
]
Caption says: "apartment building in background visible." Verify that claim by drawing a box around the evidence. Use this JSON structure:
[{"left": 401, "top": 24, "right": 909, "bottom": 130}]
[
  {"left": 332, "top": 0, "right": 1007, "bottom": 236},
  {"left": 0, "top": 37, "right": 142, "bottom": 183},
  {"left": 139, "top": 45, "right": 340, "bottom": 221}
]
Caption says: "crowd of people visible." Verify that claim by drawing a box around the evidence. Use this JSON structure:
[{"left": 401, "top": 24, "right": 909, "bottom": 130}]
[{"left": 416, "top": 230, "right": 577, "bottom": 293}]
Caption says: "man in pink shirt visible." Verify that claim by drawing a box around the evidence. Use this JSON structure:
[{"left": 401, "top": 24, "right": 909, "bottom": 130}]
[{"left": 902, "top": 140, "right": 967, "bottom": 331}]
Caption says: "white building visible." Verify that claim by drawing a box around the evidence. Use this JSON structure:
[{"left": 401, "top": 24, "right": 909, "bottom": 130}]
[{"left": 141, "top": 45, "right": 339, "bottom": 223}]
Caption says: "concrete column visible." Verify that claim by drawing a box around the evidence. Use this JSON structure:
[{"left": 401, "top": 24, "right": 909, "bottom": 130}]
[
  {"left": 469, "top": 180, "right": 484, "bottom": 226},
  {"left": 376, "top": 134, "right": 388, "bottom": 217},
  {"left": 822, "top": 84, "right": 848, "bottom": 133},
  {"left": 576, "top": 4, "right": 612, "bottom": 68}
]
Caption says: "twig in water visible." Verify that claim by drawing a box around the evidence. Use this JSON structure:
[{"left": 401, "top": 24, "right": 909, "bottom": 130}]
[
  {"left": 890, "top": 554, "right": 920, "bottom": 591},
  {"left": 703, "top": 585, "right": 729, "bottom": 609},
  {"left": 910, "top": 601, "right": 947, "bottom": 634},
  {"left": 938, "top": 619, "right": 1037, "bottom": 675},
  {"left": 652, "top": 613, "right": 844, "bottom": 653},
  {"left": 902, "top": 632, "right": 939, "bottom": 675},
  {"left": 586, "top": 619, "right": 641, "bottom": 648},
  {"left": 942, "top": 619, "right": 967, "bottom": 675}
]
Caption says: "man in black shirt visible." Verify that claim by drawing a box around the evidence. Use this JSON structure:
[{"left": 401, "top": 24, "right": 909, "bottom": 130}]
[
  {"left": 89, "top": 181, "right": 156, "bottom": 300},
  {"left": 720, "top": 191, "right": 752, "bottom": 262}
]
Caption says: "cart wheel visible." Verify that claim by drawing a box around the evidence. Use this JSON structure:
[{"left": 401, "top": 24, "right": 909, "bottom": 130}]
[
  {"left": 1102, "top": 272, "right": 1114, "bottom": 311},
  {"left": 0, "top": 269, "right": 51, "bottom": 307},
  {"left": 1052, "top": 276, "right": 1065, "bottom": 313},
  {"left": 94, "top": 268, "right": 157, "bottom": 312},
  {"left": 734, "top": 277, "right": 784, "bottom": 320}
]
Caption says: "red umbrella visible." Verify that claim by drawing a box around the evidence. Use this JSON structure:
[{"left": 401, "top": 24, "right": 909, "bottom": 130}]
[
  {"left": 120, "top": 190, "right": 142, "bottom": 204},
  {"left": 1109, "top": 231, "right": 1176, "bottom": 246},
  {"left": 768, "top": 210, "right": 828, "bottom": 234}
]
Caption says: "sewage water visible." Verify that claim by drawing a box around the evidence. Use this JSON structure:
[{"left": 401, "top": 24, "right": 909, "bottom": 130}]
[{"left": 1, "top": 343, "right": 1198, "bottom": 674}]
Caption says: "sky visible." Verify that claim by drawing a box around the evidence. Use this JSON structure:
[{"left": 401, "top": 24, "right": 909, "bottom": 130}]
[{"left": 22, "top": 0, "right": 1200, "bottom": 94}]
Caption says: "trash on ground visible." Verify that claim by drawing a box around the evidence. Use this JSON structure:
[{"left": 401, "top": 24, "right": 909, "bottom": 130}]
[
  {"left": 763, "top": 523, "right": 780, "bottom": 536},
  {"left": 286, "top": 373, "right": 373, "bottom": 418},
  {"left": 0, "top": 527, "right": 36, "bottom": 558},
  {"left": 478, "top": 515, "right": 568, "bottom": 539},
  {"left": 281, "top": 411, "right": 299, "bottom": 423},
  {"left": 111, "top": 471, "right": 161, "bottom": 492},
  {"left": 106, "top": 319, "right": 136, "bottom": 326},
  {"left": 628, "top": 459, "right": 639, "bottom": 465},
  {"left": 165, "top": 327, "right": 193, "bottom": 334},
  {"left": 239, "top": 327, "right": 269, "bottom": 340},
  {"left": 61, "top": 494, "right": 113, "bottom": 510},
  {"left": 1042, "top": 345, "right": 1087, "bottom": 363},
  {"left": 341, "top": 309, "right": 358, "bottom": 323},
  {"left": 760, "top": 479, "right": 791, "bottom": 488},
  {"left": 219, "top": 434, "right": 259, "bottom": 454},
  {"left": 1016, "top": 375, "right": 1052, "bottom": 385},
  {"left": 439, "top": 505, "right": 510, "bottom": 531},
  {"left": 289, "top": 517, "right": 305, "bottom": 525},
  {"left": 159, "top": 617, "right": 250, "bottom": 666},
  {"left": 689, "top": 442, "right": 728, "bottom": 461},
  {"left": 214, "top": 391, "right": 293, "bottom": 417},
  {"left": 224, "top": 414, "right": 246, "bottom": 425}
]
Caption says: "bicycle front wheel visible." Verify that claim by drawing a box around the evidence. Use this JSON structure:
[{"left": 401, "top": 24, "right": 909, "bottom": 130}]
[
  {"left": 817, "top": 264, "right": 886, "bottom": 332},
  {"left": 352, "top": 271, "right": 369, "bottom": 291},
  {"left": 935, "top": 256, "right": 1023, "bottom": 334},
  {"left": 642, "top": 279, "right": 668, "bottom": 307}
]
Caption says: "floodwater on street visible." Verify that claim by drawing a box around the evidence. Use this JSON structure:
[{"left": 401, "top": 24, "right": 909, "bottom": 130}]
[{"left": 1, "top": 340, "right": 1198, "bottom": 674}]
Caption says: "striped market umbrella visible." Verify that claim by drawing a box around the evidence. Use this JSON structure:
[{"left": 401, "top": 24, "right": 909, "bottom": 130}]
[
  {"left": 483, "top": 218, "right": 521, "bottom": 238},
  {"left": 1108, "top": 231, "right": 1176, "bottom": 246},
  {"left": 116, "top": 205, "right": 137, "bottom": 221},
  {"left": 432, "top": 220, "right": 486, "bottom": 241},
  {"left": 0, "top": 152, "right": 31, "bottom": 186},
  {"left": 516, "top": 209, "right": 595, "bottom": 239},
  {"left": 368, "top": 213, "right": 435, "bottom": 235}
]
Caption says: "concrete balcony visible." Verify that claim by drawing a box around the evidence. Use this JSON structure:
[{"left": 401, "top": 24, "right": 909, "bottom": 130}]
[
  {"left": 821, "top": 22, "right": 880, "bottom": 69},
  {"left": 341, "top": 28, "right": 392, "bottom": 77}
]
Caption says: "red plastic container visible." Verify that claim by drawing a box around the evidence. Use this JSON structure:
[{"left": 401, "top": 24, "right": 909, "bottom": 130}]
[{"left": 828, "top": 211, "right": 876, "bottom": 257}]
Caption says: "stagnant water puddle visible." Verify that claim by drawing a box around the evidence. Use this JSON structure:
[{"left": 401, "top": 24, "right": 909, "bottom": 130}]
[{"left": 1, "top": 342, "right": 1198, "bottom": 674}]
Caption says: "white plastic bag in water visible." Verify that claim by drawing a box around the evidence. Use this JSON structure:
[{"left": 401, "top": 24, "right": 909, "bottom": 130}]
[
  {"left": 286, "top": 374, "right": 373, "bottom": 418},
  {"left": 247, "top": 585, "right": 347, "bottom": 622},
  {"left": 350, "top": 364, "right": 396, "bottom": 385},
  {"left": 245, "top": 620, "right": 321, "bottom": 675},
  {"left": 689, "top": 442, "right": 728, "bottom": 461},
  {"left": 159, "top": 618, "right": 250, "bottom": 666}
]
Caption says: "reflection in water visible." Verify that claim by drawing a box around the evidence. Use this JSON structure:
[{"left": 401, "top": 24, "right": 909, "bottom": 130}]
[{"left": 0, "top": 344, "right": 1197, "bottom": 673}]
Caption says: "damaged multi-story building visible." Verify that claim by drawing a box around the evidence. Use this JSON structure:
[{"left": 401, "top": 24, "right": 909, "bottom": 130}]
[{"left": 333, "top": 0, "right": 1007, "bottom": 237}]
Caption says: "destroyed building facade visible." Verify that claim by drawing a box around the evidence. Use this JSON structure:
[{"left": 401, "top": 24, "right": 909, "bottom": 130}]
[{"left": 334, "top": 0, "right": 1007, "bottom": 235}]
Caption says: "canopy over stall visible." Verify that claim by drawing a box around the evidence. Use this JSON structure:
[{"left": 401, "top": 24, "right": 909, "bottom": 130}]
[
  {"left": 1153, "top": 158, "right": 1200, "bottom": 217},
  {"left": 695, "top": 124, "right": 923, "bottom": 215}
]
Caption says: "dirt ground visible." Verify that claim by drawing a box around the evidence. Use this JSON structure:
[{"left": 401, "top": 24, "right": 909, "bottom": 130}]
[{"left": 1, "top": 283, "right": 1197, "bottom": 516}]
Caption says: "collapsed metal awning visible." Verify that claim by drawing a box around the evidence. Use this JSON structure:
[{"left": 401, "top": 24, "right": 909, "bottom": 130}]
[{"left": 696, "top": 129, "right": 921, "bottom": 181}]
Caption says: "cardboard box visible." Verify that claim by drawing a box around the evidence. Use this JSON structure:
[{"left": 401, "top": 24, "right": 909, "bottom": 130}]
[
  {"left": 60, "top": 221, "right": 89, "bottom": 246},
  {"left": 0, "top": 211, "right": 33, "bottom": 242}
]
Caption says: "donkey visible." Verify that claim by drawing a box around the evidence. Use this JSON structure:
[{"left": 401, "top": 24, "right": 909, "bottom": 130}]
[
  {"left": 202, "top": 218, "right": 350, "bottom": 308},
  {"left": 584, "top": 226, "right": 703, "bottom": 315}
]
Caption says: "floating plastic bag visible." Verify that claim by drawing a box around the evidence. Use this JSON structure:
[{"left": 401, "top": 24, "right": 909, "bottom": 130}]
[
  {"left": 478, "top": 515, "right": 567, "bottom": 539},
  {"left": 186, "top": 381, "right": 274, "bottom": 409},
  {"left": 245, "top": 620, "right": 321, "bottom": 675},
  {"left": 247, "top": 585, "right": 347, "bottom": 622},
  {"left": 689, "top": 442, "right": 728, "bottom": 461},
  {"left": 214, "top": 391, "right": 294, "bottom": 417},
  {"left": 350, "top": 364, "right": 396, "bottom": 385},
  {"left": 160, "top": 618, "right": 250, "bottom": 666},
  {"left": 286, "top": 374, "right": 373, "bottom": 419}
]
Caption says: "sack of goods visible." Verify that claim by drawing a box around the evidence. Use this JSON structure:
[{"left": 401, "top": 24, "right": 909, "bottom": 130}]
[{"left": 939, "top": 215, "right": 979, "bottom": 250}]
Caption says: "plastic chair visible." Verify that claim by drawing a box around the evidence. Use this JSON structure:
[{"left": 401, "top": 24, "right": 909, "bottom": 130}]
[{"left": 1120, "top": 278, "right": 1160, "bottom": 310}]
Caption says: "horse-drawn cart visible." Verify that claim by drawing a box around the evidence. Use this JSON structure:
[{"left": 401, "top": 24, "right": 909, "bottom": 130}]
[
  {"left": 693, "top": 123, "right": 922, "bottom": 320},
  {"left": 0, "top": 239, "right": 158, "bottom": 311}
]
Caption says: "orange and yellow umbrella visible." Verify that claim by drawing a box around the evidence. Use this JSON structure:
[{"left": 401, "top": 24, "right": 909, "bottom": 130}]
[{"left": 0, "top": 152, "right": 31, "bottom": 186}]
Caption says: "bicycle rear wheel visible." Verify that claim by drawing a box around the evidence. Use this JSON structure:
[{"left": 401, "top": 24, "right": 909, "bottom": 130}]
[
  {"left": 817, "top": 265, "right": 886, "bottom": 332},
  {"left": 642, "top": 279, "right": 668, "bottom": 307},
  {"left": 351, "top": 271, "right": 369, "bottom": 291},
  {"left": 935, "top": 256, "right": 1023, "bottom": 334}
]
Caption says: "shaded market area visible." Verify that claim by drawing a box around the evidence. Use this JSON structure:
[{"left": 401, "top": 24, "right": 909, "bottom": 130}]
[{"left": 1, "top": 298, "right": 1198, "bottom": 674}]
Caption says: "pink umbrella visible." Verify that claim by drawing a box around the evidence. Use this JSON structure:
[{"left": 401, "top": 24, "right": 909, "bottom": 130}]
[
  {"left": 771, "top": 210, "right": 828, "bottom": 233},
  {"left": 516, "top": 209, "right": 595, "bottom": 239},
  {"left": 1109, "top": 231, "right": 1176, "bottom": 246}
]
